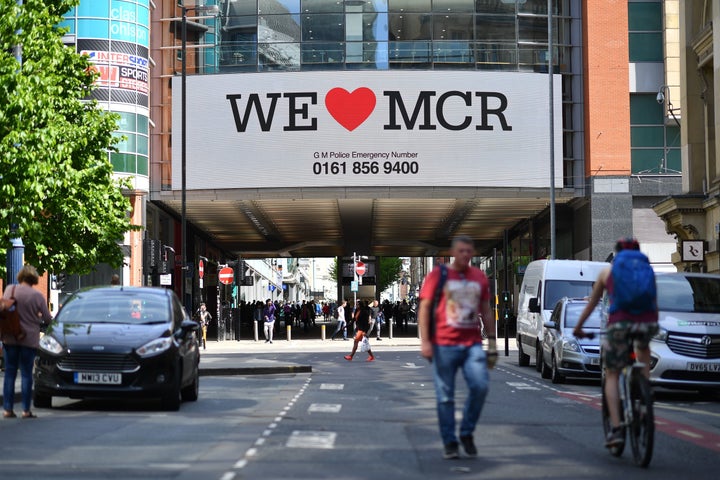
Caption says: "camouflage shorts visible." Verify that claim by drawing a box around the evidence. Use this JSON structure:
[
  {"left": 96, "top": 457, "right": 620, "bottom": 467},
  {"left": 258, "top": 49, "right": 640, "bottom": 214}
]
[{"left": 602, "top": 321, "right": 659, "bottom": 371}]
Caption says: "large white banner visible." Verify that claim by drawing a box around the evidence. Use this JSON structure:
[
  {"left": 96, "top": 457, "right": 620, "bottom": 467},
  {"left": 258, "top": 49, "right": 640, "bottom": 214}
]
[{"left": 172, "top": 70, "right": 562, "bottom": 189}]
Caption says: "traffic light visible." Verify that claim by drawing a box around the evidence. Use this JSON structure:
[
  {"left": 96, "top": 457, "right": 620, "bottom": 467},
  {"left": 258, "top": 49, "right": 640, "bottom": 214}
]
[{"left": 501, "top": 291, "right": 511, "bottom": 304}]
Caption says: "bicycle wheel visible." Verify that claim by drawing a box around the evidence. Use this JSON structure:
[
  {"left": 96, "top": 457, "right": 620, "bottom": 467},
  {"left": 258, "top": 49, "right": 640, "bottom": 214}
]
[
  {"left": 601, "top": 374, "right": 625, "bottom": 457},
  {"left": 629, "top": 371, "right": 654, "bottom": 467}
]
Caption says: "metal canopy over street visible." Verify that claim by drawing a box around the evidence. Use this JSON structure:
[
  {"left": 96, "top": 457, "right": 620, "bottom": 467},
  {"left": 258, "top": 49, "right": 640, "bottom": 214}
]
[{"left": 154, "top": 186, "right": 573, "bottom": 259}]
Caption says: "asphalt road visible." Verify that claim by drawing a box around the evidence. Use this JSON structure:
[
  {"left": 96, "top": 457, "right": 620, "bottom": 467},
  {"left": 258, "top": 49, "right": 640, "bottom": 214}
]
[{"left": 1, "top": 337, "right": 719, "bottom": 480}]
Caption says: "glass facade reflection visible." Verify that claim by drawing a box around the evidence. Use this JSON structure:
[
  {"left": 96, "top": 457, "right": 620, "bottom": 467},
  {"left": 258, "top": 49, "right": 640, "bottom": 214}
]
[{"left": 216, "top": 0, "right": 572, "bottom": 73}]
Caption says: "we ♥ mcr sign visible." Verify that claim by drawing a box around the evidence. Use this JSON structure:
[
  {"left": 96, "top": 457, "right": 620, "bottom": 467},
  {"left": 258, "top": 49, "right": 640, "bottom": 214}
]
[{"left": 173, "top": 70, "right": 562, "bottom": 190}]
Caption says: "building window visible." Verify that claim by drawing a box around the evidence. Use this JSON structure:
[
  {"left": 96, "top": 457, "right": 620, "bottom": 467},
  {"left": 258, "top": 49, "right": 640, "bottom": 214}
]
[
  {"left": 630, "top": 94, "right": 681, "bottom": 175},
  {"left": 628, "top": 1, "right": 663, "bottom": 62}
]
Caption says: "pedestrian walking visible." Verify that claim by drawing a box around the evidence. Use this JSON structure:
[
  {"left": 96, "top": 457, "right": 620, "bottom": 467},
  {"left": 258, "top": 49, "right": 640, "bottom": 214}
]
[
  {"left": 263, "top": 298, "right": 276, "bottom": 343},
  {"left": 344, "top": 300, "right": 374, "bottom": 362},
  {"left": 331, "top": 300, "right": 348, "bottom": 340},
  {"left": 417, "top": 235, "right": 497, "bottom": 459},
  {"left": 2, "top": 265, "right": 53, "bottom": 419},
  {"left": 375, "top": 309, "right": 385, "bottom": 340},
  {"left": 195, "top": 302, "right": 212, "bottom": 350},
  {"left": 367, "top": 299, "right": 383, "bottom": 340}
]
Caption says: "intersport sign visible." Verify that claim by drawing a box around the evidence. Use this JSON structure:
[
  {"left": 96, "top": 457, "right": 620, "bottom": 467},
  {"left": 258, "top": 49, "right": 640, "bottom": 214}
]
[{"left": 172, "top": 71, "right": 562, "bottom": 190}]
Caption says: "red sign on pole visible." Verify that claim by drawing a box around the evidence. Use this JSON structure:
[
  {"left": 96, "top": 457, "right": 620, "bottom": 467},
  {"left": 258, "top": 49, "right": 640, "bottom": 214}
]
[
  {"left": 218, "top": 267, "right": 234, "bottom": 285},
  {"left": 355, "top": 261, "right": 366, "bottom": 276},
  {"left": 198, "top": 260, "right": 205, "bottom": 279}
]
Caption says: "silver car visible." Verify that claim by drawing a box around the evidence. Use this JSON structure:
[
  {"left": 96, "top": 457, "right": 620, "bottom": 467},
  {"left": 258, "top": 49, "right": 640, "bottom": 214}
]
[
  {"left": 651, "top": 272, "right": 720, "bottom": 392},
  {"left": 541, "top": 297, "right": 602, "bottom": 383}
]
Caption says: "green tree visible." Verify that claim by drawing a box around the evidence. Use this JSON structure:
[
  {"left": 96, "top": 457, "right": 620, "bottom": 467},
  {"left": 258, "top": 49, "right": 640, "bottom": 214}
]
[
  {"left": 0, "top": 0, "right": 135, "bottom": 277},
  {"left": 329, "top": 257, "right": 404, "bottom": 297}
]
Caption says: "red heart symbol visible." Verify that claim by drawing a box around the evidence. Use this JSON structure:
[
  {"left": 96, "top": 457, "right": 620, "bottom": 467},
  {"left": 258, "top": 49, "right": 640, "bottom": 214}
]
[{"left": 325, "top": 87, "right": 376, "bottom": 131}]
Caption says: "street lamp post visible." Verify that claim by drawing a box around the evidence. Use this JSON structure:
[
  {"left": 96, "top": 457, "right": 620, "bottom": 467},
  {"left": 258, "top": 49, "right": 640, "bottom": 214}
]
[{"left": 180, "top": 3, "right": 218, "bottom": 312}]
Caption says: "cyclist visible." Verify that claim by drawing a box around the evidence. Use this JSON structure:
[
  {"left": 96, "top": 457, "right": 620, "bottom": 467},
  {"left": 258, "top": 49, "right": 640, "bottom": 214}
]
[{"left": 573, "top": 237, "right": 659, "bottom": 448}]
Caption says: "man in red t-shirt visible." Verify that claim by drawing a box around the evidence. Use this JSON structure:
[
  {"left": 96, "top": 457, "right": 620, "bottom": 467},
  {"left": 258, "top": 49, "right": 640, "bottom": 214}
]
[{"left": 417, "top": 235, "right": 497, "bottom": 459}]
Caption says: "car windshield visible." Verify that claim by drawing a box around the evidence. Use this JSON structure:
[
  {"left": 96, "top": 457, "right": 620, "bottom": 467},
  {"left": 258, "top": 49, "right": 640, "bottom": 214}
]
[
  {"left": 564, "top": 303, "right": 602, "bottom": 329},
  {"left": 544, "top": 280, "right": 595, "bottom": 311},
  {"left": 656, "top": 275, "right": 720, "bottom": 313},
  {"left": 57, "top": 291, "right": 170, "bottom": 324}
]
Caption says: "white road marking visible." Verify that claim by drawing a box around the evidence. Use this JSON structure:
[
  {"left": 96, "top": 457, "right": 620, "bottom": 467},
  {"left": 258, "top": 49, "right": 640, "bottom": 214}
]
[
  {"left": 308, "top": 403, "right": 342, "bottom": 413},
  {"left": 286, "top": 430, "right": 337, "bottom": 449},
  {"left": 320, "top": 383, "right": 344, "bottom": 390},
  {"left": 506, "top": 381, "right": 541, "bottom": 390}
]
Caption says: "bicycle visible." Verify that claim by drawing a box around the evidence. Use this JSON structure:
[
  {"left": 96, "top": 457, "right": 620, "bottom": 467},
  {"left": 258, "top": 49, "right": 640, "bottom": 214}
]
[{"left": 586, "top": 331, "right": 655, "bottom": 468}]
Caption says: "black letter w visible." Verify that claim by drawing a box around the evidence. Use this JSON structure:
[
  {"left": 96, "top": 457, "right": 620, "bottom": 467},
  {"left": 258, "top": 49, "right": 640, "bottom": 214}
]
[{"left": 226, "top": 93, "right": 281, "bottom": 132}]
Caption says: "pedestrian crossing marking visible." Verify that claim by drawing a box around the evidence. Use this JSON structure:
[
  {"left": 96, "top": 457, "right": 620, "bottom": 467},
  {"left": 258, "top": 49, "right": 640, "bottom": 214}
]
[
  {"left": 308, "top": 403, "right": 342, "bottom": 413},
  {"left": 506, "top": 381, "right": 541, "bottom": 390},
  {"left": 320, "top": 383, "right": 344, "bottom": 390},
  {"left": 286, "top": 431, "right": 337, "bottom": 449}
]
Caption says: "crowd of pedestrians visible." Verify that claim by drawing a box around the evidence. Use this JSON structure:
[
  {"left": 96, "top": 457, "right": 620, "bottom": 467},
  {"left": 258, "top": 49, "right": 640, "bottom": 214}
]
[{"left": 192, "top": 296, "right": 421, "bottom": 344}]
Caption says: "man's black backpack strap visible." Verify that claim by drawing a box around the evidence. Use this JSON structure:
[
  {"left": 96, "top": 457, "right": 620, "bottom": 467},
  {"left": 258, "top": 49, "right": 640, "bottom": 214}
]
[{"left": 429, "top": 264, "right": 449, "bottom": 339}]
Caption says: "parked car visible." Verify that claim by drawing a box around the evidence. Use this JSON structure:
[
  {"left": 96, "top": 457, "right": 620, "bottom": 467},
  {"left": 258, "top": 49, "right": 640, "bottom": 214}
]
[
  {"left": 651, "top": 272, "right": 720, "bottom": 392},
  {"left": 541, "top": 297, "right": 602, "bottom": 383},
  {"left": 516, "top": 259, "right": 609, "bottom": 370},
  {"left": 34, "top": 286, "right": 200, "bottom": 411}
]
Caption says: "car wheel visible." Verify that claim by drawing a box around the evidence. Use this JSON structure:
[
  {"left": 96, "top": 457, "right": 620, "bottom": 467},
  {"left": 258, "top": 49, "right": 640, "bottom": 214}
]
[
  {"left": 551, "top": 353, "right": 565, "bottom": 384},
  {"left": 518, "top": 340, "right": 530, "bottom": 366},
  {"left": 535, "top": 343, "right": 543, "bottom": 372},
  {"left": 181, "top": 366, "right": 199, "bottom": 402},
  {"left": 540, "top": 351, "right": 551, "bottom": 379},
  {"left": 33, "top": 391, "right": 52, "bottom": 409}
]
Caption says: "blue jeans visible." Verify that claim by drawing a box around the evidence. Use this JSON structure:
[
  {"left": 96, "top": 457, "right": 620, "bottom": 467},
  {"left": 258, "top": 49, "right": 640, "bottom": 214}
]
[
  {"left": 331, "top": 319, "right": 346, "bottom": 339},
  {"left": 431, "top": 343, "right": 490, "bottom": 445},
  {"left": 2, "top": 344, "right": 37, "bottom": 413}
]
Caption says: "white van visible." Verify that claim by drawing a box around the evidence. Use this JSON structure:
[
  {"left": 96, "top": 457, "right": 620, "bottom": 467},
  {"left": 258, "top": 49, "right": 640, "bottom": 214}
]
[{"left": 516, "top": 259, "right": 609, "bottom": 369}]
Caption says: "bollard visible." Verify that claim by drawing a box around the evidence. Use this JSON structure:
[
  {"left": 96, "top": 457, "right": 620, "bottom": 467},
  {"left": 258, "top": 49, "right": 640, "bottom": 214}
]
[
  {"left": 389, "top": 320, "right": 393, "bottom": 339},
  {"left": 287, "top": 324, "right": 292, "bottom": 341},
  {"left": 253, "top": 320, "right": 259, "bottom": 342},
  {"left": 321, "top": 324, "right": 326, "bottom": 340}
]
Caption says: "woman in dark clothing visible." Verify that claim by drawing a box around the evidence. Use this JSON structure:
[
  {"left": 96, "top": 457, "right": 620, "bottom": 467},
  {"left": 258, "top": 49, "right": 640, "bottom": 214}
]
[{"left": 343, "top": 300, "right": 374, "bottom": 362}]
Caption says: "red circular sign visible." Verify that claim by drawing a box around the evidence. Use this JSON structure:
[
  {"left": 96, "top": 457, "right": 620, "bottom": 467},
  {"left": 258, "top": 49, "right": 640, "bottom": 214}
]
[
  {"left": 198, "top": 260, "right": 205, "bottom": 279},
  {"left": 355, "top": 261, "right": 366, "bottom": 276},
  {"left": 218, "top": 267, "right": 234, "bottom": 285}
]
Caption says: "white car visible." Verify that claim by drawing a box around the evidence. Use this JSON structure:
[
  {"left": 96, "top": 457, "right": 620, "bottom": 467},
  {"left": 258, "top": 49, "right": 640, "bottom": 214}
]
[
  {"left": 541, "top": 297, "right": 602, "bottom": 383},
  {"left": 651, "top": 272, "right": 720, "bottom": 392}
]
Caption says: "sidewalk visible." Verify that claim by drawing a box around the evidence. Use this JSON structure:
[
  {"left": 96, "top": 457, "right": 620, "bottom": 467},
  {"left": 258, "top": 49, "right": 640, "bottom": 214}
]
[{"left": 198, "top": 333, "right": 421, "bottom": 375}]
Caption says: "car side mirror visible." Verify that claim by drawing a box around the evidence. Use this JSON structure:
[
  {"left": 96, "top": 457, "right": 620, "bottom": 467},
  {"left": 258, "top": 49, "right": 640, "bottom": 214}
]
[
  {"left": 543, "top": 320, "right": 557, "bottom": 330},
  {"left": 178, "top": 319, "right": 199, "bottom": 337},
  {"left": 529, "top": 297, "right": 541, "bottom": 313}
]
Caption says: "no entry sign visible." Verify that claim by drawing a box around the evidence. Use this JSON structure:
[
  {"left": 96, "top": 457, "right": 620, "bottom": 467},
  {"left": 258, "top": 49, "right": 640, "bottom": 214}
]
[
  {"left": 355, "top": 261, "right": 366, "bottom": 276},
  {"left": 218, "top": 267, "right": 234, "bottom": 285}
]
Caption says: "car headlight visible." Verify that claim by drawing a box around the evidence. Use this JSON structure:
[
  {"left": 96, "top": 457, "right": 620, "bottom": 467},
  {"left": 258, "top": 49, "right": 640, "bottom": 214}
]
[
  {"left": 653, "top": 327, "right": 668, "bottom": 342},
  {"left": 562, "top": 337, "right": 581, "bottom": 353},
  {"left": 38, "top": 335, "right": 64, "bottom": 355},
  {"left": 136, "top": 337, "right": 173, "bottom": 358}
]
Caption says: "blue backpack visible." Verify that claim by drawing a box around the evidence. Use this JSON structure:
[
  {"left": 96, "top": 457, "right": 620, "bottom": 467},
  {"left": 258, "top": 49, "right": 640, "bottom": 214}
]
[{"left": 609, "top": 249, "right": 656, "bottom": 315}]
